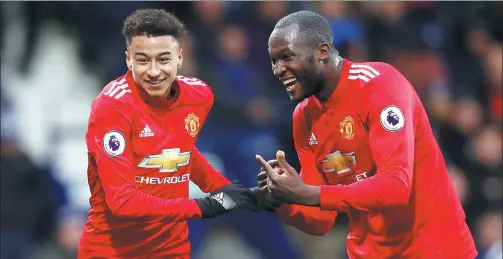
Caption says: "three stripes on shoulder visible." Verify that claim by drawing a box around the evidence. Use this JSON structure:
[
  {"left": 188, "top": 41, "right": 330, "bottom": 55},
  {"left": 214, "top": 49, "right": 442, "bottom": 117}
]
[
  {"left": 348, "top": 64, "right": 381, "bottom": 82},
  {"left": 103, "top": 78, "right": 131, "bottom": 100}
]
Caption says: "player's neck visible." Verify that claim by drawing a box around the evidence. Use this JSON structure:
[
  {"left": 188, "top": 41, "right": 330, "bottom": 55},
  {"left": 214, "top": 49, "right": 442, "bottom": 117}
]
[
  {"left": 164, "top": 81, "right": 180, "bottom": 101},
  {"left": 164, "top": 83, "right": 179, "bottom": 101},
  {"left": 316, "top": 56, "right": 343, "bottom": 103},
  {"left": 137, "top": 82, "right": 180, "bottom": 109}
]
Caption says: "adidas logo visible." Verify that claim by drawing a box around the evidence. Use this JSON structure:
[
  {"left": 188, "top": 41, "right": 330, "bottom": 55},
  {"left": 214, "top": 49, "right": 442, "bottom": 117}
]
[
  {"left": 210, "top": 192, "right": 237, "bottom": 210},
  {"left": 139, "top": 125, "right": 154, "bottom": 137},
  {"left": 211, "top": 193, "right": 224, "bottom": 204},
  {"left": 309, "top": 132, "right": 318, "bottom": 145}
]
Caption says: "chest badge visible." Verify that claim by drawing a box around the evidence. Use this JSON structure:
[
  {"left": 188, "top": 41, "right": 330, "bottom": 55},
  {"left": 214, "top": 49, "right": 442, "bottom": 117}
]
[
  {"left": 184, "top": 113, "right": 200, "bottom": 137},
  {"left": 139, "top": 148, "right": 191, "bottom": 173},
  {"left": 340, "top": 116, "right": 355, "bottom": 140}
]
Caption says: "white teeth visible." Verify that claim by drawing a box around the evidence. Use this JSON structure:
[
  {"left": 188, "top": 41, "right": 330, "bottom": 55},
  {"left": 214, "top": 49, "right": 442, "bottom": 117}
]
[{"left": 282, "top": 78, "right": 296, "bottom": 85}]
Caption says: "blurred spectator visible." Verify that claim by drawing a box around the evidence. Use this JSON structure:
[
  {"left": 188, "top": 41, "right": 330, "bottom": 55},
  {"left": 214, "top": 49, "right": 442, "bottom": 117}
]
[
  {"left": 178, "top": 32, "right": 199, "bottom": 77},
  {"left": 476, "top": 211, "right": 503, "bottom": 259},
  {"left": 362, "top": 2, "right": 417, "bottom": 61},
  {"left": 472, "top": 125, "right": 502, "bottom": 169},
  {"left": 437, "top": 98, "right": 482, "bottom": 172},
  {"left": 313, "top": 2, "right": 367, "bottom": 62},
  {"left": 1, "top": 97, "right": 60, "bottom": 259},
  {"left": 315, "top": 2, "right": 364, "bottom": 46},
  {"left": 448, "top": 165, "right": 471, "bottom": 205},
  {"left": 186, "top": 1, "right": 227, "bottom": 68},
  {"left": 454, "top": 98, "right": 484, "bottom": 135},
  {"left": 246, "top": 1, "right": 290, "bottom": 81},
  {"left": 483, "top": 44, "right": 502, "bottom": 122},
  {"left": 30, "top": 207, "right": 87, "bottom": 259},
  {"left": 461, "top": 124, "right": 503, "bottom": 228},
  {"left": 214, "top": 24, "right": 276, "bottom": 126}
]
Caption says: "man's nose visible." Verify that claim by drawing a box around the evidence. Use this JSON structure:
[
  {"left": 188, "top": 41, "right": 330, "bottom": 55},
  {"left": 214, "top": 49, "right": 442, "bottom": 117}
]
[
  {"left": 273, "top": 62, "right": 286, "bottom": 77},
  {"left": 147, "top": 63, "right": 161, "bottom": 77}
]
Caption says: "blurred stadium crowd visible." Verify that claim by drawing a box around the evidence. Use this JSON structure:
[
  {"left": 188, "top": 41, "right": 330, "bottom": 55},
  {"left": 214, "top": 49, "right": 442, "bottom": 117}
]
[{"left": 1, "top": 1, "right": 501, "bottom": 259}]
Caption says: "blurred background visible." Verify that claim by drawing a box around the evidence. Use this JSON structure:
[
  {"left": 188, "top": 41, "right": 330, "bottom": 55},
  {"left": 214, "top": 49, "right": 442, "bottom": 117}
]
[{"left": 1, "top": 1, "right": 501, "bottom": 259}]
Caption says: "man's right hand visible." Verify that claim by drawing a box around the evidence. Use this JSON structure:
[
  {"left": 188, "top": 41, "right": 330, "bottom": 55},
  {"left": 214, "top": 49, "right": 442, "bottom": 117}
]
[
  {"left": 253, "top": 159, "right": 283, "bottom": 211},
  {"left": 195, "top": 181, "right": 256, "bottom": 219}
]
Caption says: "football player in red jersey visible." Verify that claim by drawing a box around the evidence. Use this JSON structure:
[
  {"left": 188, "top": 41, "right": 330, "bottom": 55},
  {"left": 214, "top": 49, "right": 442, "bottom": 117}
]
[
  {"left": 78, "top": 9, "right": 257, "bottom": 259},
  {"left": 254, "top": 11, "right": 478, "bottom": 259}
]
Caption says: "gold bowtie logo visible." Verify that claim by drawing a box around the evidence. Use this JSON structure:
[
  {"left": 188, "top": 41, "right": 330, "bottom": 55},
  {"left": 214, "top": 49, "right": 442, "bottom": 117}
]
[{"left": 138, "top": 148, "right": 191, "bottom": 173}]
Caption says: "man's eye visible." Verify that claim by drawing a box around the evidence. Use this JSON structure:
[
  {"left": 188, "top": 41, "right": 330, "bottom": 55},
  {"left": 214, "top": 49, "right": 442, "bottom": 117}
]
[
  {"left": 159, "top": 59, "right": 170, "bottom": 63},
  {"left": 284, "top": 55, "right": 293, "bottom": 61},
  {"left": 137, "top": 59, "right": 148, "bottom": 63}
]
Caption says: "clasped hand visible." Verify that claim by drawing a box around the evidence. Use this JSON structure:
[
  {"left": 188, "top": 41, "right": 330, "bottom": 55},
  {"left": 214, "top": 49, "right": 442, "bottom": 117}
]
[
  {"left": 198, "top": 150, "right": 319, "bottom": 219},
  {"left": 255, "top": 150, "right": 318, "bottom": 206}
]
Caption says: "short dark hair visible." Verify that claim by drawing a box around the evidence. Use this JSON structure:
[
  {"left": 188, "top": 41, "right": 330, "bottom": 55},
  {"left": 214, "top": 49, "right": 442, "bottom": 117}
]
[
  {"left": 122, "top": 9, "right": 186, "bottom": 47},
  {"left": 275, "top": 11, "right": 335, "bottom": 52}
]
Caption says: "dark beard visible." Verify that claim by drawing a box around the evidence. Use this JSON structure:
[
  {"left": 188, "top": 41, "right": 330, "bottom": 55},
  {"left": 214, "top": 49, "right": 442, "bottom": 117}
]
[
  {"left": 289, "top": 79, "right": 324, "bottom": 106},
  {"left": 310, "top": 80, "right": 324, "bottom": 98}
]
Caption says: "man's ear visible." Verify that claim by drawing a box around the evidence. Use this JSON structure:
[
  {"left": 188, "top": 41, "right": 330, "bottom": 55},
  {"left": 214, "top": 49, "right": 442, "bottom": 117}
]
[
  {"left": 125, "top": 50, "right": 132, "bottom": 71},
  {"left": 317, "top": 43, "right": 331, "bottom": 64},
  {"left": 177, "top": 48, "right": 184, "bottom": 68}
]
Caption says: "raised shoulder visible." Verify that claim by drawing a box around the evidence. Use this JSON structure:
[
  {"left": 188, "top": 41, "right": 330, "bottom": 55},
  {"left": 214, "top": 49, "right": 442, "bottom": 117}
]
[
  {"left": 101, "top": 76, "right": 132, "bottom": 101},
  {"left": 92, "top": 76, "right": 134, "bottom": 120},
  {"left": 90, "top": 93, "right": 131, "bottom": 122},
  {"left": 348, "top": 62, "right": 396, "bottom": 83},
  {"left": 176, "top": 75, "right": 210, "bottom": 87},
  {"left": 176, "top": 75, "right": 214, "bottom": 107}
]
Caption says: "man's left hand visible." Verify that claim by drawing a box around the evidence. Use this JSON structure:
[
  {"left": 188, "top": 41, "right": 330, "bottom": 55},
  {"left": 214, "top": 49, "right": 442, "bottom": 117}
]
[{"left": 256, "top": 150, "right": 319, "bottom": 206}]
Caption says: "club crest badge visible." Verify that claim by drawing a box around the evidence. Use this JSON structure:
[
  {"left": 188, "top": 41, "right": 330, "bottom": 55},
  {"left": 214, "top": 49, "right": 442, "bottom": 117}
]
[
  {"left": 340, "top": 116, "right": 355, "bottom": 140},
  {"left": 184, "top": 113, "right": 200, "bottom": 137}
]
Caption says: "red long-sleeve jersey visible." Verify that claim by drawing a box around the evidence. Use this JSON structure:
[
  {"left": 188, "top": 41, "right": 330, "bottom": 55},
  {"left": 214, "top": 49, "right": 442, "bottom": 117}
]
[
  {"left": 276, "top": 59, "right": 477, "bottom": 258},
  {"left": 78, "top": 72, "right": 230, "bottom": 258}
]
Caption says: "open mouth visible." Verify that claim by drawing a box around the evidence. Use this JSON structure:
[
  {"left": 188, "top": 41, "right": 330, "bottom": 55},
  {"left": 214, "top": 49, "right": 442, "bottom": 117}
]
[
  {"left": 282, "top": 78, "right": 297, "bottom": 92},
  {"left": 145, "top": 80, "right": 165, "bottom": 88}
]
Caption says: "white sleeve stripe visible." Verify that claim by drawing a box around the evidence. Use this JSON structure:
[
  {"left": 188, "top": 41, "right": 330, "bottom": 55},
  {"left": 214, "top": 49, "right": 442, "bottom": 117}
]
[
  {"left": 103, "top": 78, "right": 127, "bottom": 96},
  {"left": 348, "top": 75, "right": 370, "bottom": 82},
  {"left": 109, "top": 84, "right": 128, "bottom": 97},
  {"left": 349, "top": 69, "right": 377, "bottom": 78},
  {"left": 103, "top": 78, "right": 131, "bottom": 100},
  {"left": 114, "top": 89, "right": 132, "bottom": 99},
  {"left": 350, "top": 64, "right": 381, "bottom": 76}
]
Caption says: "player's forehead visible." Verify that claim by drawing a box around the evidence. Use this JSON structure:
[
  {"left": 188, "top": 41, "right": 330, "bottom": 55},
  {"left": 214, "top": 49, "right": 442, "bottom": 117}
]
[
  {"left": 128, "top": 35, "right": 179, "bottom": 56},
  {"left": 268, "top": 24, "right": 301, "bottom": 55}
]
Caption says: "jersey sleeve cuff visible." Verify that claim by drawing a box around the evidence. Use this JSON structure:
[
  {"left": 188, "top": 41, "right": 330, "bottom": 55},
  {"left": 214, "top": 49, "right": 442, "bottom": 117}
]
[
  {"left": 320, "top": 185, "right": 347, "bottom": 211},
  {"left": 275, "top": 203, "right": 293, "bottom": 218},
  {"left": 188, "top": 200, "right": 203, "bottom": 220}
]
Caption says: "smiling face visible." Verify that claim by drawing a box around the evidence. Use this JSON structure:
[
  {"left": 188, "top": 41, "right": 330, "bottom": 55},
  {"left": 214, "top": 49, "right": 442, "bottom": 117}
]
[
  {"left": 125, "top": 35, "right": 183, "bottom": 98},
  {"left": 268, "top": 24, "right": 325, "bottom": 103}
]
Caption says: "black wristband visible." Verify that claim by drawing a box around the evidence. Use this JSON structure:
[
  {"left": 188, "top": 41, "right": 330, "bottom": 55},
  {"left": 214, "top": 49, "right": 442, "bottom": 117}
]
[{"left": 195, "top": 197, "right": 227, "bottom": 219}]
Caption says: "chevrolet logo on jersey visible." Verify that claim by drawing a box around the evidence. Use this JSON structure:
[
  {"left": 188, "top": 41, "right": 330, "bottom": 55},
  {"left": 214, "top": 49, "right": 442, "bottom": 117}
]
[
  {"left": 138, "top": 148, "right": 191, "bottom": 173},
  {"left": 321, "top": 151, "right": 356, "bottom": 174}
]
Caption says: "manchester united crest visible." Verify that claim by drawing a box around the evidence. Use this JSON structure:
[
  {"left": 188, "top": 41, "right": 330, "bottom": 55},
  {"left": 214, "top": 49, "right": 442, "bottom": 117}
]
[
  {"left": 184, "top": 113, "right": 200, "bottom": 137},
  {"left": 340, "top": 116, "right": 355, "bottom": 140}
]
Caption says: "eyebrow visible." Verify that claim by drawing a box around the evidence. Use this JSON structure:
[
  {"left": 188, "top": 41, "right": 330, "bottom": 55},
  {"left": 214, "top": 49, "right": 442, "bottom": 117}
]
[
  {"left": 270, "top": 46, "right": 290, "bottom": 55},
  {"left": 273, "top": 47, "right": 293, "bottom": 57},
  {"left": 279, "top": 47, "right": 292, "bottom": 54},
  {"left": 134, "top": 51, "right": 173, "bottom": 57}
]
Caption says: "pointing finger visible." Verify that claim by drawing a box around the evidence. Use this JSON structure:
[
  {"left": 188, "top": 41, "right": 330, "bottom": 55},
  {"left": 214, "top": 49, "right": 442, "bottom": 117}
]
[{"left": 256, "top": 154, "right": 279, "bottom": 182}]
